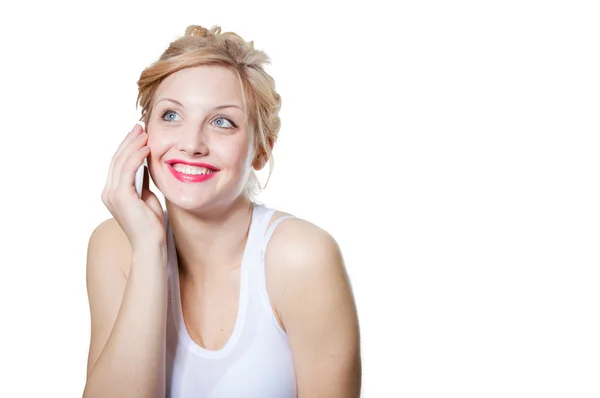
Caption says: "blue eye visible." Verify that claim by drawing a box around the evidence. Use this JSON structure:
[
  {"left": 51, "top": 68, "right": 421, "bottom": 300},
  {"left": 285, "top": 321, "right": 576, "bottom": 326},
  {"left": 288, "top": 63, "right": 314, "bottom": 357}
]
[
  {"left": 161, "top": 109, "right": 181, "bottom": 122},
  {"left": 159, "top": 108, "right": 236, "bottom": 129},
  {"left": 213, "top": 116, "right": 237, "bottom": 129}
]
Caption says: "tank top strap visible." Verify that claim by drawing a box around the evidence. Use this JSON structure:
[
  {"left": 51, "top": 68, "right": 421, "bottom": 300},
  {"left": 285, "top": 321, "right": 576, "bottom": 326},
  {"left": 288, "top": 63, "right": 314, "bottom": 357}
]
[
  {"left": 260, "top": 213, "right": 297, "bottom": 259},
  {"left": 250, "top": 209, "right": 297, "bottom": 338}
]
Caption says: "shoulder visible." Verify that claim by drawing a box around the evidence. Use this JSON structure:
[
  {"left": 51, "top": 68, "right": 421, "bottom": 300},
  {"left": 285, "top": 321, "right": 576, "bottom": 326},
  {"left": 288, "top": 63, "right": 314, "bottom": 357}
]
[
  {"left": 265, "top": 211, "right": 341, "bottom": 266},
  {"left": 264, "top": 211, "right": 361, "bottom": 395},
  {"left": 264, "top": 210, "right": 350, "bottom": 325},
  {"left": 87, "top": 217, "right": 132, "bottom": 279},
  {"left": 84, "top": 218, "right": 136, "bottom": 378}
]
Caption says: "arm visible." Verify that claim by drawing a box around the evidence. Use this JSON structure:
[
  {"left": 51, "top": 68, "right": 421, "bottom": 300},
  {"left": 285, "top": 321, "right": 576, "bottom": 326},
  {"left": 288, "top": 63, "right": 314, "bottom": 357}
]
[
  {"left": 83, "top": 218, "right": 168, "bottom": 398},
  {"left": 267, "top": 219, "right": 362, "bottom": 398}
]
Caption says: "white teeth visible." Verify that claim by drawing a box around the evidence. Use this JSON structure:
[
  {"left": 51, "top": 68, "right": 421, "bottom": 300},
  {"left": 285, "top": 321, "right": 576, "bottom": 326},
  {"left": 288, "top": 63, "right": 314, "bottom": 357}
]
[{"left": 172, "top": 164, "right": 215, "bottom": 175}]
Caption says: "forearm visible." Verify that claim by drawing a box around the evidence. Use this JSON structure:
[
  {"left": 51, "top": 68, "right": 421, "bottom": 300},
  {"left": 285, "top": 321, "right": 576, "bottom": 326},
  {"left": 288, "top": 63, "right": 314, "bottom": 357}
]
[{"left": 84, "top": 247, "right": 168, "bottom": 398}]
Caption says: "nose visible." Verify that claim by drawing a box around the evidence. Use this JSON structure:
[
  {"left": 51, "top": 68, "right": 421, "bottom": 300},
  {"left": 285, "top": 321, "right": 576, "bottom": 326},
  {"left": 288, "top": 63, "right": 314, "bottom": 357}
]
[{"left": 176, "top": 123, "right": 209, "bottom": 157}]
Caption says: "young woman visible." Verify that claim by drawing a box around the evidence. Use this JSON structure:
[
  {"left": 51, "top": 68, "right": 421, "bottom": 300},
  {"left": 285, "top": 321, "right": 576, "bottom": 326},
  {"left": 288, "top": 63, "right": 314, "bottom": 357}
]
[{"left": 83, "top": 25, "right": 361, "bottom": 398}]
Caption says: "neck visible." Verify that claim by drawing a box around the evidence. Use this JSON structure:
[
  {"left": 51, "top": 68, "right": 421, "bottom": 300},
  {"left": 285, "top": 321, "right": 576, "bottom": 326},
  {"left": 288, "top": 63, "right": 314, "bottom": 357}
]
[{"left": 166, "top": 196, "right": 254, "bottom": 282}]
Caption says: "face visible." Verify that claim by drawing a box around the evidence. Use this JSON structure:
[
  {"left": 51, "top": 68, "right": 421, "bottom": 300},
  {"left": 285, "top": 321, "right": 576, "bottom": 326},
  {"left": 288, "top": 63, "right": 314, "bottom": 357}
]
[{"left": 146, "top": 65, "right": 255, "bottom": 210}]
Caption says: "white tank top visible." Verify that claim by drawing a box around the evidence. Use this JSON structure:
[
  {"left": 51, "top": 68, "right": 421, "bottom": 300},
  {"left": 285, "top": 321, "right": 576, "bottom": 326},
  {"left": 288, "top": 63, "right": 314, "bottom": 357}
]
[{"left": 164, "top": 201, "right": 298, "bottom": 397}]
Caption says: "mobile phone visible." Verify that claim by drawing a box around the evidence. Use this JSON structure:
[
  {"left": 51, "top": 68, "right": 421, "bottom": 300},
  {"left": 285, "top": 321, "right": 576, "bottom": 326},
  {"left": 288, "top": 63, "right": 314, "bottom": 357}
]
[
  {"left": 135, "top": 158, "right": 148, "bottom": 198},
  {"left": 134, "top": 121, "right": 147, "bottom": 198}
]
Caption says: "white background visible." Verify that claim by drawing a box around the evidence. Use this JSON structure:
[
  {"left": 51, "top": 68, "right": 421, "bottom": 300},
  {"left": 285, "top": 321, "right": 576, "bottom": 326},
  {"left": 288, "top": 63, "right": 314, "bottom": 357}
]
[{"left": 0, "top": 1, "right": 598, "bottom": 397}]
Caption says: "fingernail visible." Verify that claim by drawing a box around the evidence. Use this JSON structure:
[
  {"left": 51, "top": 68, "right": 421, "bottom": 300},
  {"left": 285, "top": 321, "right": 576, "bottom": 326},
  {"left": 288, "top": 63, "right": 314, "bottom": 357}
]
[{"left": 136, "top": 121, "right": 145, "bottom": 129}]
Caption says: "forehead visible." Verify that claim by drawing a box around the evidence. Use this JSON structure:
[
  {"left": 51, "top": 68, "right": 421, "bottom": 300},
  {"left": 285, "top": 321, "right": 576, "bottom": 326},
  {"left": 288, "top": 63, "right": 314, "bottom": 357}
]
[{"left": 154, "top": 65, "right": 243, "bottom": 106}]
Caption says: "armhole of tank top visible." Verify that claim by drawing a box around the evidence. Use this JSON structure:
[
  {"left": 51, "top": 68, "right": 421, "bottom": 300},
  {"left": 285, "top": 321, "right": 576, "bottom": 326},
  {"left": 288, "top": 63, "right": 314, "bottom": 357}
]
[{"left": 258, "top": 213, "right": 297, "bottom": 340}]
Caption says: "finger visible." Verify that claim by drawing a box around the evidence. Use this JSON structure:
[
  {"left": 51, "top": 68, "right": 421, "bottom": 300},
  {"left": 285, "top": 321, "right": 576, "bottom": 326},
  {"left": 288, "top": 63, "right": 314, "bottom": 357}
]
[
  {"left": 112, "top": 123, "right": 144, "bottom": 164},
  {"left": 112, "top": 132, "right": 148, "bottom": 189},
  {"left": 105, "top": 123, "right": 143, "bottom": 191},
  {"left": 114, "top": 145, "right": 150, "bottom": 195}
]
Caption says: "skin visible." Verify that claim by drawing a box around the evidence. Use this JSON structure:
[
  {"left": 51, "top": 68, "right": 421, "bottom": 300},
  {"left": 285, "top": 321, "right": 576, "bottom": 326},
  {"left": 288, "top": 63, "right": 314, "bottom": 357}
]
[{"left": 87, "top": 65, "right": 361, "bottom": 397}]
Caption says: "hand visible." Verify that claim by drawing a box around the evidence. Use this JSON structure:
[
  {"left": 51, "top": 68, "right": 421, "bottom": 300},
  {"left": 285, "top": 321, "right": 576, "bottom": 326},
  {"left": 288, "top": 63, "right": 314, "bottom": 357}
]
[{"left": 101, "top": 123, "right": 165, "bottom": 250}]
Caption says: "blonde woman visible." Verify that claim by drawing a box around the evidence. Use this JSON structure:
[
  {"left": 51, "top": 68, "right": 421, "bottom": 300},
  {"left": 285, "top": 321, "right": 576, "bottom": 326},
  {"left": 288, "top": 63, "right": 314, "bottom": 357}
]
[{"left": 83, "top": 25, "right": 361, "bottom": 398}]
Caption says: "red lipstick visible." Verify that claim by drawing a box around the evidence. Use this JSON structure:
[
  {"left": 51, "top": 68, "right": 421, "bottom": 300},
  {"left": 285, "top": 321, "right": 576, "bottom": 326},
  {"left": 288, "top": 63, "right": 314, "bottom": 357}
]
[{"left": 166, "top": 159, "right": 219, "bottom": 183}]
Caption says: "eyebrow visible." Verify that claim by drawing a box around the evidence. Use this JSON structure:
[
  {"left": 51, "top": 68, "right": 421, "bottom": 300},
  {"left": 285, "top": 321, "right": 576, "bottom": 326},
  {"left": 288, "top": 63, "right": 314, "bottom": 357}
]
[{"left": 155, "top": 98, "right": 243, "bottom": 111}]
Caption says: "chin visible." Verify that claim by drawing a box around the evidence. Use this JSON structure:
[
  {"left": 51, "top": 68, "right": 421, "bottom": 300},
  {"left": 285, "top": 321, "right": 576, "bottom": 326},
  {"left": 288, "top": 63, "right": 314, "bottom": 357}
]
[
  {"left": 162, "top": 184, "right": 245, "bottom": 214},
  {"left": 163, "top": 189, "right": 215, "bottom": 211}
]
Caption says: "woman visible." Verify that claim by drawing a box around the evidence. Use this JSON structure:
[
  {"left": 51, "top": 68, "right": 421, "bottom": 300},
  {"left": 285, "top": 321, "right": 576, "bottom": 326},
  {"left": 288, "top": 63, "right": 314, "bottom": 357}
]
[{"left": 83, "top": 25, "right": 361, "bottom": 398}]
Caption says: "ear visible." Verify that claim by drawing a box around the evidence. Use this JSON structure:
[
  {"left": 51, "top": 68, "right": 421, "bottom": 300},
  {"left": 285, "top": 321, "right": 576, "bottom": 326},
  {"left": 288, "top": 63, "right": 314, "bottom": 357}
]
[{"left": 252, "top": 137, "right": 275, "bottom": 170}]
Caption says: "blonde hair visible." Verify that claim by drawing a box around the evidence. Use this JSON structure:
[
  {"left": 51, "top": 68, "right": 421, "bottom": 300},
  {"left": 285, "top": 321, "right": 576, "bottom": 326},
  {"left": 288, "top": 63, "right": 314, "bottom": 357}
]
[{"left": 136, "top": 25, "right": 281, "bottom": 200}]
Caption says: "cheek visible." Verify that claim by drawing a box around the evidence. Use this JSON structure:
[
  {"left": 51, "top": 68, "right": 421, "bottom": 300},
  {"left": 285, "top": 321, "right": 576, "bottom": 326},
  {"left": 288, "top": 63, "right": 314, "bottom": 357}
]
[
  {"left": 215, "top": 140, "right": 252, "bottom": 168},
  {"left": 147, "top": 129, "right": 170, "bottom": 153}
]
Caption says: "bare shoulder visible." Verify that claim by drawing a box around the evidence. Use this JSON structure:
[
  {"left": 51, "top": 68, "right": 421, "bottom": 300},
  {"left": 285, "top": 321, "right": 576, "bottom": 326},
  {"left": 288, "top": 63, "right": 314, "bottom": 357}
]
[
  {"left": 264, "top": 211, "right": 361, "bottom": 396},
  {"left": 85, "top": 218, "right": 133, "bottom": 375},
  {"left": 265, "top": 211, "right": 340, "bottom": 262},
  {"left": 87, "top": 218, "right": 133, "bottom": 280},
  {"left": 264, "top": 211, "right": 350, "bottom": 326}
]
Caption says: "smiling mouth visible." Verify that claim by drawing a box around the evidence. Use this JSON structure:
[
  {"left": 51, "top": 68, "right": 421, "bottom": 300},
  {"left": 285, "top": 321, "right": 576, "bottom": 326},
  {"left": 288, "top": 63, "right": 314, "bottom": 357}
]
[
  {"left": 171, "top": 163, "right": 217, "bottom": 175},
  {"left": 168, "top": 163, "right": 218, "bottom": 183}
]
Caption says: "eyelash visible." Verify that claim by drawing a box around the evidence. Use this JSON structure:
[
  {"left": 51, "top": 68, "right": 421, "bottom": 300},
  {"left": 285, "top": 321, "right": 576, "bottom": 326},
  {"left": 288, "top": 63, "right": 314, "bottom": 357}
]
[{"left": 159, "top": 108, "right": 238, "bottom": 128}]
